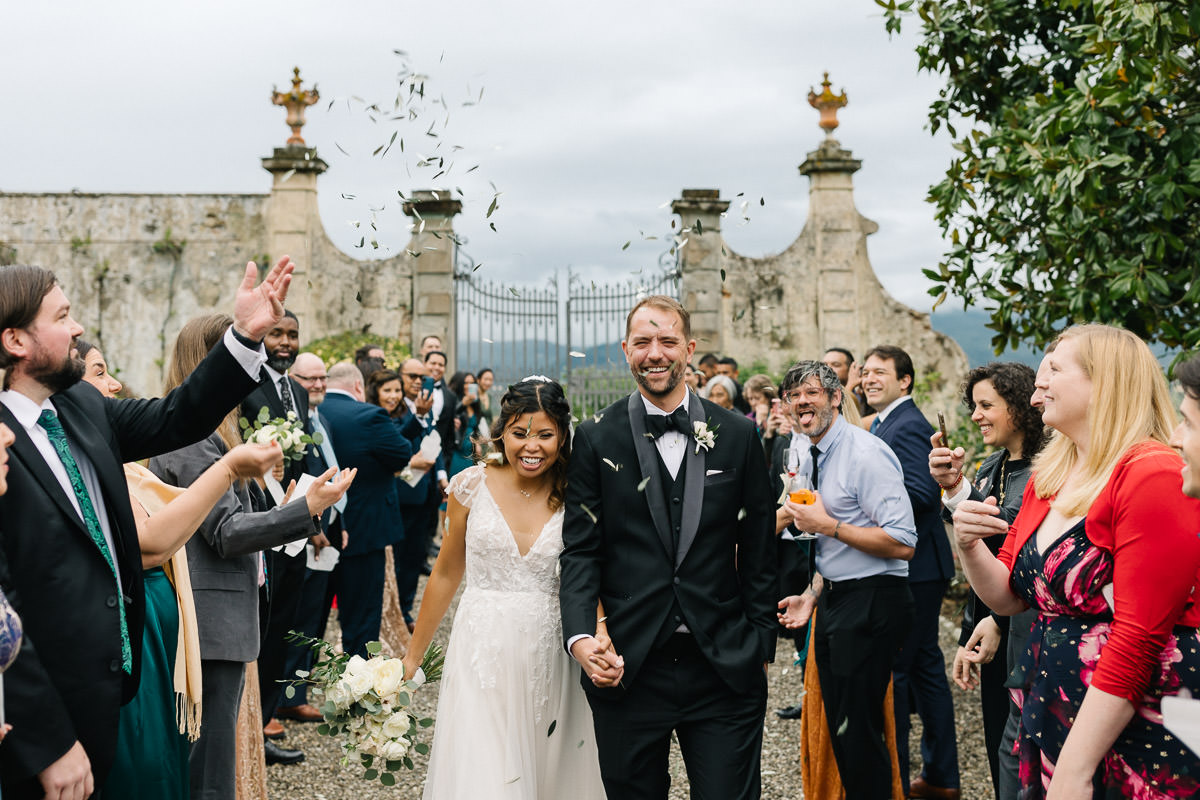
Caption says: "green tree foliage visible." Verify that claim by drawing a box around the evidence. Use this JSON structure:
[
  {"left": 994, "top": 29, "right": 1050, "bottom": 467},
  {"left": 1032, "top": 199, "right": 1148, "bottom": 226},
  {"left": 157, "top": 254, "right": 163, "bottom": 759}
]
[
  {"left": 305, "top": 331, "right": 410, "bottom": 369},
  {"left": 879, "top": 0, "right": 1200, "bottom": 353}
]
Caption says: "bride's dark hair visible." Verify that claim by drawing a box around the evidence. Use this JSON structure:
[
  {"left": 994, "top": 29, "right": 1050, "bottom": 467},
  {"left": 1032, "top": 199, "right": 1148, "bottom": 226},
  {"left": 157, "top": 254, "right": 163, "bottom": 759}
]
[{"left": 488, "top": 378, "right": 572, "bottom": 510}]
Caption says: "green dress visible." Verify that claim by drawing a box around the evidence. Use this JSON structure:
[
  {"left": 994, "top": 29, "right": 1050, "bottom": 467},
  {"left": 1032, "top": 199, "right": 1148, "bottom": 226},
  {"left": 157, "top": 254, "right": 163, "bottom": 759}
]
[{"left": 105, "top": 567, "right": 190, "bottom": 798}]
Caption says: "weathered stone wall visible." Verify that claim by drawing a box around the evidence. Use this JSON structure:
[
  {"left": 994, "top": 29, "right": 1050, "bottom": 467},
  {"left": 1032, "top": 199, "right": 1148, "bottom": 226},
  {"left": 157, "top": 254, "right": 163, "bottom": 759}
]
[
  {"left": 676, "top": 133, "right": 968, "bottom": 413},
  {"left": 0, "top": 191, "right": 413, "bottom": 396}
]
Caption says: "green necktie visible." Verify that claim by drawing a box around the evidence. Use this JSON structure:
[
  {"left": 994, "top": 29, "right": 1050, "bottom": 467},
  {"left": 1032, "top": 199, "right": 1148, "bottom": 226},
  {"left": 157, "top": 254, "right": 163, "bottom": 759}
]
[{"left": 37, "top": 410, "right": 131, "bottom": 673}]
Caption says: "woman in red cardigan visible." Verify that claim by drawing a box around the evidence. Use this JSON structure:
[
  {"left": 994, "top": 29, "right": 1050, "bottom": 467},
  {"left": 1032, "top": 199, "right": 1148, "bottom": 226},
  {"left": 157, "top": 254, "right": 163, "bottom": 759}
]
[{"left": 951, "top": 324, "right": 1200, "bottom": 799}]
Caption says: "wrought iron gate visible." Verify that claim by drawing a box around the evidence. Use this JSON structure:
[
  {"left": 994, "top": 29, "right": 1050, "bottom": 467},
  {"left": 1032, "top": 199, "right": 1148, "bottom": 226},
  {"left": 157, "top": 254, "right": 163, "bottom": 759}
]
[{"left": 454, "top": 248, "right": 679, "bottom": 415}]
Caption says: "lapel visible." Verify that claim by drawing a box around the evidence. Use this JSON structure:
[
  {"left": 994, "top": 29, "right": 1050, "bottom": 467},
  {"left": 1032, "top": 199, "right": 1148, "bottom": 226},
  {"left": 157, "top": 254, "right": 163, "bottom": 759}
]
[
  {"left": 675, "top": 391, "right": 706, "bottom": 569},
  {"left": 60, "top": 401, "right": 136, "bottom": 564},
  {"left": 1, "top": 404, "right": 87, "bottom": 534},
  {"left": 627, "top": 393, "right": 674, "bottom": 561}
]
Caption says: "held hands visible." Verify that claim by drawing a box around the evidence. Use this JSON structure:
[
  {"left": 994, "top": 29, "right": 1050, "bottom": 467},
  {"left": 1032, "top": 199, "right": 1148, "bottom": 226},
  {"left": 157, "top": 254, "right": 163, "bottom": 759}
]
[
  {"left": 232, "top": 256, "right": 295, "bottom": 342},
  {"left": 303, "top": 467, "right": 357, "bottom": 516},
  {"left": 952, "top": 496, "right": 1007, "bottom": 551},
  {"left": 928, "top": 431, "right": 966, "bottom": 489},
  {"left": 221, "top": 442, "right": 284, "bottom": 481},
  {"left": 777, "top": 593, "right": 816, "bottom": 629},
  {"left": 570, "top": 634, "right": 624, "bottom": 688},
  {"left": 38, "top": 740, "right": 93, "bottom": 800}
]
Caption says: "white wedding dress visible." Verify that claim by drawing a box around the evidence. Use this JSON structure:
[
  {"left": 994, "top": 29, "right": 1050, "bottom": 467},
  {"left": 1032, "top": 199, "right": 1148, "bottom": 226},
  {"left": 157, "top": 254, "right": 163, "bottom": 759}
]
[{"left": 422, "top": 465, "right": 606, "bottom": 799}]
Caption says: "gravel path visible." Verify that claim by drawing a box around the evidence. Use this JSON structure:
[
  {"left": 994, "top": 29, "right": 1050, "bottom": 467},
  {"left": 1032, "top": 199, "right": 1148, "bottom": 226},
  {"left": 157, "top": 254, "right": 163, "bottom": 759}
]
[{"left": 267, "top": 582, "right": 993, "bottom": 799}]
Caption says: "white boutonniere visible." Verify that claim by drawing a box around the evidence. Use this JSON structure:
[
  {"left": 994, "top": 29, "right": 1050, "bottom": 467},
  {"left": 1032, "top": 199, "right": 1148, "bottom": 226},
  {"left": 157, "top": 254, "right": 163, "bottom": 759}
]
[{"left": 692, "top": 420, "right": 716, "bottom": 454}]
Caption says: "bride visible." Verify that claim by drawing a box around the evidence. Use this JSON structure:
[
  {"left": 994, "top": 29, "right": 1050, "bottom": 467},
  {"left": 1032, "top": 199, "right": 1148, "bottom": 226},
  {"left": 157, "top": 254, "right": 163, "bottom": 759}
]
[{"left": 402, "top": 377, "right": 613, "bottom": 799}]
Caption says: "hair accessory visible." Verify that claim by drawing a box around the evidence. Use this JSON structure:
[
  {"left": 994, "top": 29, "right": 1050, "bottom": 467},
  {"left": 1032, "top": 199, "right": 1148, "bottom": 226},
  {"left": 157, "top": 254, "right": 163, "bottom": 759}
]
[{"left": 519, "top": 374, "right": 553, "bottom": 384}]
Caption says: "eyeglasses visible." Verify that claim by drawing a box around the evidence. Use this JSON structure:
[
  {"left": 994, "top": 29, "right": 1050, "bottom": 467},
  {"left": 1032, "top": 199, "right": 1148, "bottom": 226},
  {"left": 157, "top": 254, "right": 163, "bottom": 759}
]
[
  {"left": 293, "top": 374, "right": 328, "bottom": 383},
  {"left": 782, "top": 387, "right": 826, "bottom": 403},
  {"left": 401, "top": 373, "right": 424, "bottom": 380}
]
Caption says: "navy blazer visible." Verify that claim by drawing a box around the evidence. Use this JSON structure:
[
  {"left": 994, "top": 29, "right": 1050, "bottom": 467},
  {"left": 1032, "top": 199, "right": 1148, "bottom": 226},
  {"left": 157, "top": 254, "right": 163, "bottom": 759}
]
[
  {"left": 318, "top": 392, "right": 413, "bottom": 556},
  {"left": 392, "top": 409, "right": 445, "bottom": 507},
  {"left": 873, "top": 399, "right": 955, "bottom": 583}
]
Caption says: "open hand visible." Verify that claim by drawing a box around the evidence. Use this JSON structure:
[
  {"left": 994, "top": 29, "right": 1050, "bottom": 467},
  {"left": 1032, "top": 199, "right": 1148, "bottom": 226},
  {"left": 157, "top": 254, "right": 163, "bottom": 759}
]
[
  {"left": 233, "top": 256, "right": 295, "bottom": 341},
  {"left": 304, "top": 467, "right": 357, "bottom": 516},
  {"left": 777, "top": 594, "right": 816, "bottom": 629}
]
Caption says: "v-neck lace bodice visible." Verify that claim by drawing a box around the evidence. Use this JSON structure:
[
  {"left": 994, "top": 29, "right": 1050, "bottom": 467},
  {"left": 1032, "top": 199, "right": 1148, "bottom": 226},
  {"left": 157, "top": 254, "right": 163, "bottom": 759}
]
[{"left": 450, "top": 465, "right": 564, "bottom": 595}]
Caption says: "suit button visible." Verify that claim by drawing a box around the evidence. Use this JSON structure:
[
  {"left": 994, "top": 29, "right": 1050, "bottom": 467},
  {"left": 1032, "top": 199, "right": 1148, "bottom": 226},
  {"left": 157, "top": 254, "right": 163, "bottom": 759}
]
[
  {"left": 673, "top": 577, "right": 680, "bottom": 585},
  {"left": 109, "top": 660, "right": 121, "bottom": 672},
  {"left": 107, "top": 595, "right": 118, "bottom": 608},
  {"left": 672, "top": 497, "right": 680, "bottom": 504},
  {"left": 674, "top": 615, "right": 682, "bottom": 623}
]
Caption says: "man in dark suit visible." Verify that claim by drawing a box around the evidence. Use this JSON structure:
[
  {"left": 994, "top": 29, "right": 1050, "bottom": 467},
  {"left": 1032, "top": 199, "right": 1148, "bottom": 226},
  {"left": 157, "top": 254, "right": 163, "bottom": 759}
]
[
  {"left": 862, "top": 344, "right": 960, "bottom": 800},
  {"left": 423, "top": 349, "right": 457, "bottom": 469},
  {"left": 0, "top": 258, "right": 293, "bottom": 799},
  {"left": 238, "top": 309, "right": 313, "bottom": 761},
  {"left": 560, "top": 296, "right": 777, "bottom": 800},
  {"left": 320, "top": 362, "right": 413, "bottom": 657}
]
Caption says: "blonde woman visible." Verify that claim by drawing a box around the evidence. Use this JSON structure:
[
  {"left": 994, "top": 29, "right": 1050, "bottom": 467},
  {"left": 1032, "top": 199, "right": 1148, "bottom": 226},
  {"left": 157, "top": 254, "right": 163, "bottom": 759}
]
[{"left": 952, "top": 325, "right": 1200, "bottom": 799}]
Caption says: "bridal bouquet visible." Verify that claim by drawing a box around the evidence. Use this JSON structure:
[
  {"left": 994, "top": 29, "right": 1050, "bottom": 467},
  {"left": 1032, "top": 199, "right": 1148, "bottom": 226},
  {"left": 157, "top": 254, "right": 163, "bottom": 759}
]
[
  {"left": 285, "top": 635, "right": 443, "bottom": 785},
  {"left": 239, "top": 406, "right": 322, "bottom": 466}
]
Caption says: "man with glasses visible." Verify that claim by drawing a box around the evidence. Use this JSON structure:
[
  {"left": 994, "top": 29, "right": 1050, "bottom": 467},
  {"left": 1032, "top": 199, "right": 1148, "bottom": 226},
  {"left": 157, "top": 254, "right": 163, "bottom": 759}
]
[{"left": 775, "top": 360, "right": 916, "bottom": 800}]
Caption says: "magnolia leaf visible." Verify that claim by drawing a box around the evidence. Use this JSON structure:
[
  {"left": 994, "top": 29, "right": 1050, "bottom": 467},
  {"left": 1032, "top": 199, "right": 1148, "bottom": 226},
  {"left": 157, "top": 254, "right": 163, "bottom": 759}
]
[{"left": 637, "top": 475, "right": 652, "bottom": 492}]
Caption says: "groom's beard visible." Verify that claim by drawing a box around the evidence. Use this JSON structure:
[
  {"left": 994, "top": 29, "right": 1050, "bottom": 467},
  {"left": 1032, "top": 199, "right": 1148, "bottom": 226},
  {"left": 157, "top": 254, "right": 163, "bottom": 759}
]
[
  {"left": 31, "top": 351, "right": 85, "bottom": 394},
  {"left": 631, "top": 358, "right": 685, "bottom": 397}
]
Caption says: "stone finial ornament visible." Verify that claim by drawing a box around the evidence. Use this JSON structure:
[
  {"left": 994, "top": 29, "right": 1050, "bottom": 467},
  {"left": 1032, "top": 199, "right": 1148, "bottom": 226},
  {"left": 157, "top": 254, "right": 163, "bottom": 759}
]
[
  {"left": 271, "top": 67, "right": 320, "bottom": 146},
  {"left": 807, "top": 72, "right": 848, "bottom": 134}
]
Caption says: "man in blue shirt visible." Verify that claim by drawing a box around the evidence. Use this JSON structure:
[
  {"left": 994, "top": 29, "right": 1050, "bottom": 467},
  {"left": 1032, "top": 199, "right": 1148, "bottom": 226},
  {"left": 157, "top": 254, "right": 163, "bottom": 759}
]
[{"left": 777, "top": 361, "right": 916, "bottom": 799}]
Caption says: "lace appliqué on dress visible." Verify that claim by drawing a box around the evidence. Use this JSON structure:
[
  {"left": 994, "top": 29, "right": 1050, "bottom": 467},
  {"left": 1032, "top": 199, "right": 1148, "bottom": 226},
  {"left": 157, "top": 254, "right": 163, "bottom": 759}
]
[{"left": 448, "top": 464, "right": 487, "bottom": 509}]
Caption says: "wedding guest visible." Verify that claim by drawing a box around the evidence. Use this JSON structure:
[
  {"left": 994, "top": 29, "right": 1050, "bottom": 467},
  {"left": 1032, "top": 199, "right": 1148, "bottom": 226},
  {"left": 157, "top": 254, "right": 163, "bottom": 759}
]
[
  {"left": 742, "top": 373, "right": 776, "bottom": 432},
  {"left": 561, "top": 296, "right": 777, "bottom": 800},
  {"left": 354, "top": 343, "right": 385, "bottom": 382},
  {"left": 716, "top": 356, "right": 750, "bottom": 413},
  {"left": 403, "top": 378, "right": 605, "bottom": 798},
  {"left": 475, "top": 367, "right": 496, "bottom": 436},
  {"left": 862, "top": 344, "right": 959, "bottom": 799},
  {"left": 424, "top": 350, "right": 458, "bottom": 467},
  {"left": 953, "top": 324, "right": 1200, "bottom": 798},
  {"left": 684, "top": 363, "right": 702, "bottom": 392},
  {"left": 321, "top": 363, "right": 414, "bottom": 658},
  {"left": 76, "top": 340, "right": 283, "bottom": 798},
  {"left": 0, "top": 258, "right": 292, "bottom": 799},
  {"left": 700, "top": 373, "right": 737, "bottom": 410},
  {"left": 697, "top": 352, "right": 719, "bottom": 385},
  {"left": 822, "top": 347, "right": 871, "bottom": 420},
  {"left": 418, "top": 335, "right": 443, "bottom": 359},
  {"left": 446, "top": 371, "right": 480, "bottom": 477},
  {"left": 149, "top": 314, "right": 354, "bottom": 799},
  {"left": 366, "top": 368, "right": 406, "bottom": 419},
  {"left": 928, "top": 362, "right": 1043, "bottom": 798},
  {"left": 776, "top": 360, "right": 915, "bottom": 799}
]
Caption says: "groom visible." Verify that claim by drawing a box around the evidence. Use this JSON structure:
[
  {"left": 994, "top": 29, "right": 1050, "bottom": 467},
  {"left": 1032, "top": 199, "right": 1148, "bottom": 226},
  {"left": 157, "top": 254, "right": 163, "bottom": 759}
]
[{"left": 560, "top": 295, "right": 777, "bottom": 800}]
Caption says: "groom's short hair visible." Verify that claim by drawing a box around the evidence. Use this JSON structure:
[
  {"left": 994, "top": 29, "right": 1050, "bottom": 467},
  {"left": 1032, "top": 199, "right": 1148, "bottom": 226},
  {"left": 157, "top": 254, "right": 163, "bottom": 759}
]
[{"left": 626, "top": 295, "right": 691, "bottom": 340}]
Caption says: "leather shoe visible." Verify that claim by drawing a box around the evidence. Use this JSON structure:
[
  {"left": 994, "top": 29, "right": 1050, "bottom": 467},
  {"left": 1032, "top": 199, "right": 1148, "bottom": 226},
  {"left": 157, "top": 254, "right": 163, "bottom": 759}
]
[
  {"left": 908, "top": 777, "right": 960, "bottom": 800},
  {"left": 263, "top": 739, "right": 305, "bottom": 766},
  {"left": 263, "top": 718, "right": 285, "bottom": 740},
  {"left": 276, "top": 703, "right": 323, "bottom": 722},
  {"left": 774, "top": 704, "right": 803, "bottom": 719}
]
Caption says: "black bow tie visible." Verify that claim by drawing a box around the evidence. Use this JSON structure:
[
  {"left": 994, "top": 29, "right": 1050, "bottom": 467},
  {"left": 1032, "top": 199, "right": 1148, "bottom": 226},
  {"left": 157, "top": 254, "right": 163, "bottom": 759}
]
[{"left": 646, "top": 406, "right": 691, "bottom": 438}]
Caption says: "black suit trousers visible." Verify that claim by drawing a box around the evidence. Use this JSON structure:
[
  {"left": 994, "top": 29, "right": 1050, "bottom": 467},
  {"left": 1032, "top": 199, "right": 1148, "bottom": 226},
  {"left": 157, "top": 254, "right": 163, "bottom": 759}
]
[
  {"left": 814, "top": 577, "right": 913, "bottom": 800},
  {"left": 333, "top": 549, "right": 386, "bottom": 658},
  {"left": 587, "top": 634, "right": 767, "bottom": 800},
  {"left": 257, "top": 548, "right": 308, "bottom": 723}
]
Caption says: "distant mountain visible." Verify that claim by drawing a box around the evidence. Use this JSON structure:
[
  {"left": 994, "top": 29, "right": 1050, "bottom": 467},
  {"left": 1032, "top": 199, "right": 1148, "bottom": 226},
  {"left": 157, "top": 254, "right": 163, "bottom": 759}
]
[{"left": 930, "top": 309, "right": 1042, "bottom": 368}]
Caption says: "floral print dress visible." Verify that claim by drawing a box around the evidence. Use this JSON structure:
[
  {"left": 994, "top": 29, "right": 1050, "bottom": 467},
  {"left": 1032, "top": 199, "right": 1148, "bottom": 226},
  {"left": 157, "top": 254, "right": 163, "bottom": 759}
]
[{"left": 1009, "top": 519, "right": 1200, "bottom": 798}]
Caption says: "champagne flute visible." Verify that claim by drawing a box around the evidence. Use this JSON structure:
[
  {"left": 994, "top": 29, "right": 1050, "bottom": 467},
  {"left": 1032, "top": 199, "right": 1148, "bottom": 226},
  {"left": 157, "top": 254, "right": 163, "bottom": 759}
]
[{"left": 788, "top": 473, "right": 819, "bottom": 540}]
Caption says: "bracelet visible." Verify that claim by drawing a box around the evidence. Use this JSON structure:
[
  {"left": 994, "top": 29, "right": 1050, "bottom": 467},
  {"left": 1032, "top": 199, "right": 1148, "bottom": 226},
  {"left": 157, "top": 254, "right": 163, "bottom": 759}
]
[
  {"left": 832, "top": 520, "right": 842, "bottom": 540},
  {"left": 942, "top": 471, "right": 964, "bottom": 494}
]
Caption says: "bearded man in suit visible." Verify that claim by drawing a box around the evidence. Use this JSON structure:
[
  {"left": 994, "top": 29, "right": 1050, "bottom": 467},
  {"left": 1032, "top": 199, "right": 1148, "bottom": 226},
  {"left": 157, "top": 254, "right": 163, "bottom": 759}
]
[
  {"left": 0, "top": 258, "right": 293, "bottom": 799},
  {"left": 560, "top": 295, "right": 776, "bottom": 800}
]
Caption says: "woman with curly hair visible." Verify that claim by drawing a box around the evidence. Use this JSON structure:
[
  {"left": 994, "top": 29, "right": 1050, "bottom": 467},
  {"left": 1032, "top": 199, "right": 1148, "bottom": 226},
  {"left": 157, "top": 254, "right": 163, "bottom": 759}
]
[
  {"left": 401, "top": 377, "right": 607, "bottom": 799},
  {"left": 929, "top": 361, "right": 1044, "bottom": 798}
]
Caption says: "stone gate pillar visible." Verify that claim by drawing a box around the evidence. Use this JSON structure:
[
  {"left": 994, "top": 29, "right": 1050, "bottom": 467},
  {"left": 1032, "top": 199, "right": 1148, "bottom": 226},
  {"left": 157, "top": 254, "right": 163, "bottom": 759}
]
[
  {"left": 262, "top": 68, "right": 327, "bottom": 327},
  {"left": 671, "top": 189, "right": 730, "bottom": 353},
  {"left": 403, "top": 190, "right": 462, "bottom": 365}
]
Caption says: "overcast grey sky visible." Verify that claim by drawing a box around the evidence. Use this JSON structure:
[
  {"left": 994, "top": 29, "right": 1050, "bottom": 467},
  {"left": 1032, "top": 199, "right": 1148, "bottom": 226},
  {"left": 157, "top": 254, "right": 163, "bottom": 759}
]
[{"left": 2, "top": 0, "right": 955, "bottom": 308}]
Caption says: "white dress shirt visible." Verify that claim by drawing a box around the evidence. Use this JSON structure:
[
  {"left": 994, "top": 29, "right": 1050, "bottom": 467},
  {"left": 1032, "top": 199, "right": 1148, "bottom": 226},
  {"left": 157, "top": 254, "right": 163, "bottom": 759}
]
[{"left": 641, "top": 392, "right": 689, "bottom": 479}]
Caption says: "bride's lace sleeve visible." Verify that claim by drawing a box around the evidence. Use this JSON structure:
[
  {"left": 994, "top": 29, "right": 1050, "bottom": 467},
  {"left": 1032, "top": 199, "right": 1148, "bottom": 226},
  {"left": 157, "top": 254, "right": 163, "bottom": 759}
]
[{"left": 447, "top": 464, "right": 486, "bottom": 508}]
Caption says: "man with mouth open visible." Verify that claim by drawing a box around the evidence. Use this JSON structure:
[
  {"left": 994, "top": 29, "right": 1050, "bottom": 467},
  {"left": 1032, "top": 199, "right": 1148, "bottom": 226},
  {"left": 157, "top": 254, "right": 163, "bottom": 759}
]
[
  {"left": 775, "top": 360, "right": 917, "bottom": 799},
  {"left": 560, "top": 295, "right": 777, "bottom": 800}
]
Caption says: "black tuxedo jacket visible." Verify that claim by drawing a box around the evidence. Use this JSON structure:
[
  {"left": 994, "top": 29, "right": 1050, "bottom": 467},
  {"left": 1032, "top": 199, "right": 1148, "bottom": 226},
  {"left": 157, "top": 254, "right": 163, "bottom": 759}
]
[
  {"left": 0, "top": 341, "right": 258, "bottom": 792},
  {"left": 560, "top": 391, "right": 777, "bottom": 696},
  {"left": 431, "top": 384, "right": 459, "bottom": 466},
  {"left": 240, "top": 373, "right": 311, "bottom": 487},
  {"left": 873, "top": 399, "right": 954, "bottom": 584}
]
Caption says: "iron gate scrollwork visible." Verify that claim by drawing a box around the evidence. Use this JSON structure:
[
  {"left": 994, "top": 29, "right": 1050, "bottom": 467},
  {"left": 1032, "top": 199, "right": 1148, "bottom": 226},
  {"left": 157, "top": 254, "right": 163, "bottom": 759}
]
[{"left": 454, "top": 247, "right": 679, "bottom": 416}]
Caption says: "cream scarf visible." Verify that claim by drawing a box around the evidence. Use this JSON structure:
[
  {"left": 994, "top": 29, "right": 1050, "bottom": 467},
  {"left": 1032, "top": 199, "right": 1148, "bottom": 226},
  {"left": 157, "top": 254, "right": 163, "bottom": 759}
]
[{"left": 123, "top": 462, "right": 204, "bottom": 741}]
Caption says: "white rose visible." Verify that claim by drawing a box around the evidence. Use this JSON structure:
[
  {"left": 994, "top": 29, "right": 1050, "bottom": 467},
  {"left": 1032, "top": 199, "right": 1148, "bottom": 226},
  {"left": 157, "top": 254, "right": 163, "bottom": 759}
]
[
  {"left": 324, "top": 681, "right": 352, "bottom": 711},
  {"left": 381, "top": 710, "right": 411, "bottom": 739},
  {"left": 343, "top": 670, "right": 374, "bottom": 702},
  {"left": 371, "top": 659, "right": 406, "bottom": 698},
  {"left": 378, "top": 738, "right": 410, "bottom": 761}
]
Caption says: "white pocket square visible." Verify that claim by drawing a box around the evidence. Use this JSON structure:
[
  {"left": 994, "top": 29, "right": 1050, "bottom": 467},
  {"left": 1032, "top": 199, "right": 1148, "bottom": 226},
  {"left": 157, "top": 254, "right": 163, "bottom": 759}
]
[{"left": 705, "top": 469, "right": 724, "bottom": 476}]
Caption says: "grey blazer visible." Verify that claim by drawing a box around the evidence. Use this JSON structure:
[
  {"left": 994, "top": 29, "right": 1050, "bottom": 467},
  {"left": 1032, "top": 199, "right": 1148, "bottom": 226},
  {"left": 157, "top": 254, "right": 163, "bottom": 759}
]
[{"left": 149, "top": 432, "right": 319, "bottom": 662}]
